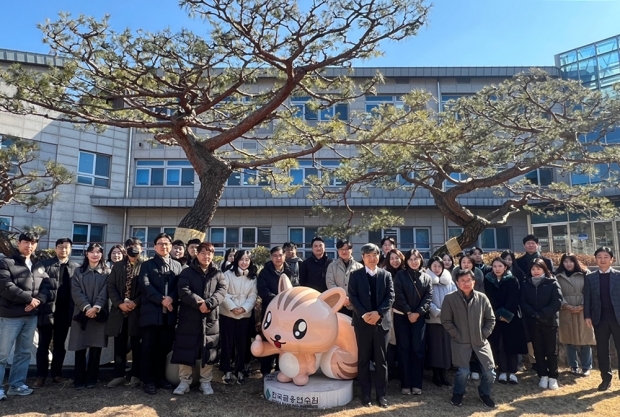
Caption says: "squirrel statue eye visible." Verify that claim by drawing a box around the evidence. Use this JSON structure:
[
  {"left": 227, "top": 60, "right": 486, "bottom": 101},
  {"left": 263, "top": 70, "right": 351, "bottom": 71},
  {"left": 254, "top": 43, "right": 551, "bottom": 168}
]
[
  {"left": 264, "top": 311, "right": 272, "bottom": 330},
  {"left": 293, "top": 319, "right": 307, "bottom": 339}
]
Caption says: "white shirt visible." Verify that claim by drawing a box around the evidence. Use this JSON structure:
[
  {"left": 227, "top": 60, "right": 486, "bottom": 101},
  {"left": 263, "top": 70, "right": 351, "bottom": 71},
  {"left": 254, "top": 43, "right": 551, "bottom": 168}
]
[
  {"left": 365, "top": 266, "right": 378, "bottom": 276},
  {"left": 25, "top": 258, "right": 33, "bottom": 271}
]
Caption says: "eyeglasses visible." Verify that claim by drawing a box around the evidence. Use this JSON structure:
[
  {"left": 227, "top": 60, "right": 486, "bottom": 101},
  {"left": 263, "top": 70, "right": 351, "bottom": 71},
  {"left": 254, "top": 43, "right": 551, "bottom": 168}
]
[{"left": 156, "top": 243, "right": 172, "bottom": 247}]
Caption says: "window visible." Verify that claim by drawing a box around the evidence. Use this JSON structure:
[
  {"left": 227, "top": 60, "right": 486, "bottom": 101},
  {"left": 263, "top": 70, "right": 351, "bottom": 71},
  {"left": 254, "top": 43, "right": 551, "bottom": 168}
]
[
  {"left": 365, "top": 95, "right": 407, "bottom": 114},
  {"left": 72, "top": 223, "right": 106, "bottom": 256},
  {"left": 209, "top": 227, "right": 271, "bottom": 256},
  {"left": 131, "top": 226, "right": 177, "bottom": 257},
  {"left": 289, "top": 227, "right": 336, "bottom": 259},
  {"left": 290, "top": 160, "right": 319, "bottom": 186},
  {"left": 524, "top": 168, "right": 553, "bottom": 186},
  {"left": 446, "top": 227, "right": 511, "bottom": 251},
  {"left": 440, "top": 94, "right": 473, "bottom": 112},
  {"left": 369, "top": 227, "right": 431, "bottom": 255},
  {"left": 0, "top": 216, "right": 11, "bottom": 231},
  {"left": 291, "top": 97, "right": 348, "bottom": 121},
  {"left": 135, "top": 160, "right": 194, "bottom": 186},
  {"left": 444, "top": 172, "right": 470, "bottom": 189},
  {"left": 227, "top": 169, "right": 271, "bottom": 187},
  {"left": 77, "top": 151, "right": 111, "bottom": 187}
]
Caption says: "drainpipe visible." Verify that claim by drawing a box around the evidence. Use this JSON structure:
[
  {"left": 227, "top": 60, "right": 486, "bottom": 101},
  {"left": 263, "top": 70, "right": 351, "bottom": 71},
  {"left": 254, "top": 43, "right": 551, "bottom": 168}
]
[{"left": 122, "top": 127, "right": 134, "bottom": 240}]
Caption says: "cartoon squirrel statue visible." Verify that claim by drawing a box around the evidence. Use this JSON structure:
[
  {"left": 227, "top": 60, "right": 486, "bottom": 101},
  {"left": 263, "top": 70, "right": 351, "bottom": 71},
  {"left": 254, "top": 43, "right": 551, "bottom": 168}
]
[{"left": 251, "top": 274, "right": 358, "bottom": 386}]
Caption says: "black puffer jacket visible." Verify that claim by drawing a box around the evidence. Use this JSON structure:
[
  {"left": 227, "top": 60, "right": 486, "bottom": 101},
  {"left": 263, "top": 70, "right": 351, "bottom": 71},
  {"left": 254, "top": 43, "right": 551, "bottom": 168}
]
[
  {"left": 299, "top": 254, "right": 333, "bottom": 293},
  {"left": 257, "top": 261, "right": 293, "bottom": 308},
  {"left": 520, "top": 275, "right": 563, "bottom": 327},
  {"left": 0, "top": 251, "right": 50, "bottom": 318},
  {"left": 38, "top": 257, "right": 79, "bottom": 326},
  {"left": 170, "top": 260, "right": 226, "bottom": 367},
  {"left": 138, "top": 255, "right": 183, "bottom": 327}
]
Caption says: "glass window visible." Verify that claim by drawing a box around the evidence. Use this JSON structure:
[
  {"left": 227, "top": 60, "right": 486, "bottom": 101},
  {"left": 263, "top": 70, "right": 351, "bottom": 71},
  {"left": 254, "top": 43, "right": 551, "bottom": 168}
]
[
  {"left": 209, "top": 227, "right": 271, "bottom": 249},
  {"left": 151, "top": 168, "right": 164, "bottom": 186},
  {"left": 598, "top": 51, "right": 620, "bottom": 79},
  {"left": 578, "top": 58, "right": 597, "bottom": 83},
  {"left": 290, "top": 160, "right": 319, "bottom": 186},
  {"left": 525, "top": 168, "right": 553, "bottom": 186},
  {"left": 559, "top": 50, "right": 577, "bottom": 66},
  {"left": 577, "top": 45, "right": 596, "bottom": 61},
  {"left": 291, "top": 97, "right": 348, "bottom": 121},
  {"left": 0, "top": 216, "right": 10, "bottom": 231},
  {"left": 167, "top": 169, "right": 180, "bottom": 186},
  {"left": 72, "top": 223, "right": 106, "bottom": 256},
  {"left": 597, "top": 38, "right": 618, "bottom": 55},
  {"left": 227, "top": 172, "right": 241, "bottom": 186},
  {"left": 211, "top": 228, "right": 225, "bottom": 247},
  {"left": 448, "top": 227, "right": 463, "bottom": 239},
  {"left": 241, "top": 228, "right": 256, "bottom": 247},
  {"left": 135, "top": 160, "right": 194, "bottom": 186},
  {"left": 288, "top": 227, "right": 335, "bottom": 259},
  {"left": 78, "top": 151, "right": 110, "bottom": 187}
]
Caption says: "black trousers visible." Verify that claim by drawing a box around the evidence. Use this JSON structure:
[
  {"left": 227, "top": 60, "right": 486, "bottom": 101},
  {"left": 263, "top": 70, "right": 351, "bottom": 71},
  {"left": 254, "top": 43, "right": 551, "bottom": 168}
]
[
  {"left": 74, "top": 347, "right": 102, "bottom": 387},
  {"left": 593, "top": 317, "right": 620, "bottom": 381},
  {"left": 393, "top": 314, "right": 426, "bottom": 390},
  {"left": 113, "top": 318, "right": 141, "bottom": 378},
  {"left": 140, "top": 325, "right": 175, "bottom": 385},
  {"left": 220, "top": 315, "right": 250, "bottom": 373},
  {"left": 36, "top": 319, "right": 71, "bottom": 378},
  {"left": 529, "top": 322, "right": 558, "bottom": 379},
  {"left": 354, "top": 321, "right": 389, "bottom": 399},
  {"left": 491, "top": 334, "right": 518, "bottom": 374}
]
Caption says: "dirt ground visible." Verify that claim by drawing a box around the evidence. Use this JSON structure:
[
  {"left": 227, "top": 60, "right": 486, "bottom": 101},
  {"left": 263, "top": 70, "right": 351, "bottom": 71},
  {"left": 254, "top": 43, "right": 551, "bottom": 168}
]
[{"left": 1, "top": 366, "right": 619, "bottom": 417}]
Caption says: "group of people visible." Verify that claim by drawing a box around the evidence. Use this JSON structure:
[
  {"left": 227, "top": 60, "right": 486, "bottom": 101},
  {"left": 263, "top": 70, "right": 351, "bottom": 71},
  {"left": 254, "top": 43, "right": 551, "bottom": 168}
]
[{"left": 0, "top": 231, "right": 619, "bottom": 410}]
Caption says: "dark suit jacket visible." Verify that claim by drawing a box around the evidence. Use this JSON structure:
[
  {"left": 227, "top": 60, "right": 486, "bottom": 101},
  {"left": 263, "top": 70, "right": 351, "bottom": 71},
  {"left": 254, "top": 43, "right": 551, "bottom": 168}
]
[
  {"left": 584, "top": 269, "right": 620, "bottom": 325},
  {"left": 347, "top": 267, "right": 394, "bottom": 331}
]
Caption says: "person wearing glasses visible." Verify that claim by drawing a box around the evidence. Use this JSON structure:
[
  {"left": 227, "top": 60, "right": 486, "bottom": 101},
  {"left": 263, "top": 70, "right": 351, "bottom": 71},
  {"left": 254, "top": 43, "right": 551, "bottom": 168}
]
[{"left": 138, "top": 233, "right": 183, "bottom": 395}]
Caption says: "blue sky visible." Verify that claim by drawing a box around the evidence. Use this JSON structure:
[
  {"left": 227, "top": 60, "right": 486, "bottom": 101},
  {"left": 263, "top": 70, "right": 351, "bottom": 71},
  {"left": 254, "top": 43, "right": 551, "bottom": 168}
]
[{"left": 2, "top": 0, "right": 619, "bottom": 67}]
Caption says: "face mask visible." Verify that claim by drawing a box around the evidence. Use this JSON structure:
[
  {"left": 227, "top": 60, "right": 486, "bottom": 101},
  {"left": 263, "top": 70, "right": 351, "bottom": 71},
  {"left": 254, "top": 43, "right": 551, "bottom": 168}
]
[{"left": 127, "top": 247, "right": 141, "bottom": 257}]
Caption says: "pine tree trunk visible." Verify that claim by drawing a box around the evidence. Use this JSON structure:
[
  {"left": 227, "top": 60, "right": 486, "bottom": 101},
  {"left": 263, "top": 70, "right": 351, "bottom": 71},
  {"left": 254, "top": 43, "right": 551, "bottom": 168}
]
[{"left": 432, "top": 219, "right": 488, "bottom": 258}]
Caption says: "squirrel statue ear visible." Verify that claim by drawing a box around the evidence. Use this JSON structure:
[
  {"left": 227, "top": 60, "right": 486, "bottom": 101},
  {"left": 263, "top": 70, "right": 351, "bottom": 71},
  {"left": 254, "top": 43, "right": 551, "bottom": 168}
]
[
  {"left": 318, "top": 287, "right": 346, "bottom": 313},
  {"left": 278, "top": 274, "right": 293, "bottom": 293}
]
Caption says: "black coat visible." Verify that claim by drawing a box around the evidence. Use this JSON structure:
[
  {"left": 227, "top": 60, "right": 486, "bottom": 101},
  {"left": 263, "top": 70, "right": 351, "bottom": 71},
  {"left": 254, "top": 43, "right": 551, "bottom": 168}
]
[
  {"left": 39, "top": 257, "right": 79, "bottom": 326},
  {"left": 0, "top": 251, "right": 50, "bottom": 318},
  {"left": 393, "top": 269, "right": 433, "bottom": 317},
  {"left": 105, "top": 259, "right": 143, "bottom": 337},
  {"left": 483, "top": 272, "right": 527, "bottom": 355},
  {"left": 138, "top": 255, "right": 183, "bottom": 327},
  {"left": 299, "top": 254, "right": 333, "bottom": 293},
  {"left": 515, "top": 255, "right": 554, "bottom": 278},
  {"left": 348, "top": 267, "right": 395, "bottom": 331},
  {"left": 170, "top": 261, "right": 227, "bottom": 367},
  {"left": 520, "top": 276, "right": 563, "bottom": 328},
  {"left": 257, "top": 261, "right": 293, "bottom": 309}
]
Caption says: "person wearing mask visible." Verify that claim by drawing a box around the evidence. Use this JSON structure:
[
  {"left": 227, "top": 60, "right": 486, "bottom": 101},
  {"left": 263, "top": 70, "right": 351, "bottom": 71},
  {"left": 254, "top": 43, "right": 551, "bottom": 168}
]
[
  {"left": 441, "top": 269, "right": 496, "bottom": 409},
  {"left": 584, "top": 246, "right": 620, "bottom": 391},
  {"left": 171, "top": 242, "right": 226, "bottom": 396},
  {"left": 469, "top": 247, "right": 491, "bottom": 276},
  {"left": 186, "top": 238, "right": 201, "bottom": 263},
  {"left": 393, "top": 249, "right": 432, "bottom": 396},
  {"left": 257, "top": 246, "right": 292, "bottom": 376},
  {"left": 299, "top": 237, "right": 333, "bottom": 293},
  {"left": 556, "top": 253, "right": 595, "bottom": 376},
  {"left": 326, "top": 239, "right": 363, "bottom": 317},
  {"left": 105, "top": 238, "right": 145, "bottom": 388},
  {"left": 138, "top": 233, "right": 183, "bottom": 395},
  {"left": 220, "top": 248, "right": 237, "bottom": 272},
  {"left": 484, "top": 258, "right": 527, "bottom": 385},
  {"left": 516, "top": 234, "right": 554, "bottom": 278},
  {"left": 0, "top": 232, "right": 50, "bottom": 400},
  {"left": 426, "top": 256, "right": 457, "bottom": 387},
  {"left": 106, "top": 245, "right": 126, "bottom": 269},
  {"left": 34, "top": 238, "right": 79, "bottom": 387},
  {"left": 68, "top": 243, "right": 110, "bottom": 390},
  {"left": 379, "top": 236, "right": 396, "bottom": 265},
  {"left": 348, "top": 243, "right": 394, "bottom": 408},
  {"left": 520, "top": 258, "right": 562, "bottom": 390},
  {"left": 219, "top": 250, "right": 257, "bottom": 385},
  {"left": 171, "top": 240, "right": 188, "bottom": 267},
  {"left": 283, "top": 242, "right": 302, "bottom": 286}
]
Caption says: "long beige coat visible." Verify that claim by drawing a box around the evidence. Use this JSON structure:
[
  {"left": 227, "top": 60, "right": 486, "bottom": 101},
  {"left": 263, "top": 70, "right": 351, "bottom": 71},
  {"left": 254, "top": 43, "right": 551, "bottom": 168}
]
[
  {"left": 556, "top": 271, "right": 596, "bottom": 346},
  {"left": 441, "top": 289, "right": 495, "bottom": 370}
]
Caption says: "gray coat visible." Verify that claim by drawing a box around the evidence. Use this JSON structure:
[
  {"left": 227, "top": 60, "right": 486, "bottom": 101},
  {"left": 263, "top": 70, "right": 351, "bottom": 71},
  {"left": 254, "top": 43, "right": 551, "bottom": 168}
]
[
  {"left": 441, "top": 289, "right": 495, "bottom": 370},
  {"left": 68, "top": 266, "right": 110, "bottom": 351},
  {"left": 326, "top": 258, "right": 363, "bottom": 310}
]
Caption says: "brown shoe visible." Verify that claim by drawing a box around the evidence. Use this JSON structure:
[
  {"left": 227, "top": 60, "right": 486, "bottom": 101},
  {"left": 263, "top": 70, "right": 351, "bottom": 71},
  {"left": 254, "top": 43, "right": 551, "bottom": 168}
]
[
  {"left": 53, "top": 376, "right": 68, "bottom": 384},
  {"left": 32, "top": 377, "right": 45, "bottom": 388}
]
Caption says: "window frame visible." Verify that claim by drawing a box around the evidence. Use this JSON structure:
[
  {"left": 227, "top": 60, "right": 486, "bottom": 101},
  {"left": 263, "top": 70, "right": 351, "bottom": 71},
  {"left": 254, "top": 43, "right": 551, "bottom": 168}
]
[
  {"left": 135, "top": 160, "right": 194, "bottom": 187},
  {"left": 72, "top": 223, "right": 106, "bottom": 257},
  {"left": 209, "top": 226, "right": 271, "bottom": 257},
  {"left": 288, "top": 227, "right": 336, "bottom": 259},
  {"left": 77, "top": 151, "right": 111, "bottom": 188},
  {"left": 291, "top": 97, "right": 349, "bottom": 122},
  {"left": 130, "top": 226, "right": 177, "bottom": 257},
  {"left": 0, "top": 216, "right": 12, "bottom": 231}
]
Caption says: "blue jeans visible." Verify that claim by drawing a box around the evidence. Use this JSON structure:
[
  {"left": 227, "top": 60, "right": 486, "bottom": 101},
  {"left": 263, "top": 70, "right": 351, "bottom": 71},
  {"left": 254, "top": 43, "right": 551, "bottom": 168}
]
[
  {"left": 565, "top": 344, "right": 592, "bottom": 370},
  {"left": 453, "top": 366, "right": 495, "bottom": 397},
  {"left": 0, "top": 315, "right": 38, "bottom": 388}
]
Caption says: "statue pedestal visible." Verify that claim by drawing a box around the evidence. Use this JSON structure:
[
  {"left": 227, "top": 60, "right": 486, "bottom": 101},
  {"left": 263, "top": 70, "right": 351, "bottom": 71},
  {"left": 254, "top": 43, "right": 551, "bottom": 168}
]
[{"left": 263, "top": 372, "right": 353, "bottom": 409}]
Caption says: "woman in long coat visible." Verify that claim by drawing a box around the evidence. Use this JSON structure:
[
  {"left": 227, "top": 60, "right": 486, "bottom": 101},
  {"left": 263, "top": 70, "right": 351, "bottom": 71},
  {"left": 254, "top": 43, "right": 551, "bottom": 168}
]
[
  {"left": 393, "top": 249, "right": 432, "bottom": 395},
  {"left": 171, "top": 242, "right": 227, "bottom": 395},
  {"left": 555, "top": 253, "right": 596, "bottom": 375},
  {"left": 484, "top": 258, "right": 527, "bottom": 385},
  {"left": 68, "top": 243, "right": 110, "bottom": 390}
]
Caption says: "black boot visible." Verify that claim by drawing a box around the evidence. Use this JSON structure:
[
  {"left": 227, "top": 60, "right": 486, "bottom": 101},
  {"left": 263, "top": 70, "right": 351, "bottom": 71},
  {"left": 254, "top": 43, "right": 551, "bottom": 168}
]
[
  {"left": 432, "top": 368, "right": 442, "bottom": 387},
  {"left": 439, "top": 369, "right": 452, "bottom": 387}
]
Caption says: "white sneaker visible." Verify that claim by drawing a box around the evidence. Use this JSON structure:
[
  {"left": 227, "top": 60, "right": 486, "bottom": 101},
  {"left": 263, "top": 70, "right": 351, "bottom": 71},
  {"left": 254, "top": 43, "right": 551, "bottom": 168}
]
[
  {"left": 548, "top": 378, "right": 559, "bottom": 390},
  {"left": 497, "top": 373, "right": 507, "bottom": 383},
  {"left": 508, "top": 373, "right": 518, "bottom": 384},
  {"left": 0, "top": 390, "right": 6, "bottom": 401},
  {"left": 199, "top": 382, "right": 214, "bottom": 395},
  {"left": 539, "top": 376, "right": 549, "bottom": 389},
  {"left": 470, "top": 372, "right": 480, "bottom": 380},
  {"left": 173, "top": 381, "right": 190, "bottom": 395}
]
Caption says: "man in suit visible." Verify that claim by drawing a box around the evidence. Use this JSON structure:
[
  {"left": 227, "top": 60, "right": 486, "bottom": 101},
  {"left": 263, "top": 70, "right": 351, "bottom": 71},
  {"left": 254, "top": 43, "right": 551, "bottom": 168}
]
[
  {"left": 584, "top": 246, "right": 620, "bottom": 391},
  {"left": 348, "top": 243, "right": 394, "bottom": 409}
]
